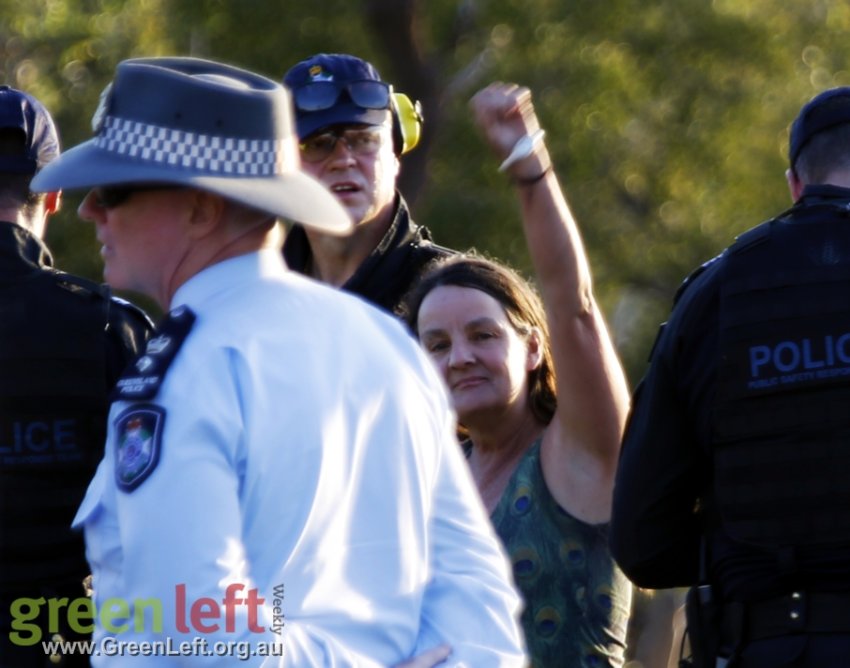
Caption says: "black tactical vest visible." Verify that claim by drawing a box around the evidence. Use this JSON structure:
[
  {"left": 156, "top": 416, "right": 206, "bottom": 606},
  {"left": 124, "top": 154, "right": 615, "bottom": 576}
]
[
  {"left": 0, "top": 269, "right": 110, "bottom": 594},
  {"left": 712, "top": 203, "right": 850, "bottom": 550}
]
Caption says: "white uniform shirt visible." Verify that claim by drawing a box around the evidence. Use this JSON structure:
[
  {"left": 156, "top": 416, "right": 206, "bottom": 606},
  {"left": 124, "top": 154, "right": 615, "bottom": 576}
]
[{"left": 74, "top": 250, "right": 526, "bottom": 666}]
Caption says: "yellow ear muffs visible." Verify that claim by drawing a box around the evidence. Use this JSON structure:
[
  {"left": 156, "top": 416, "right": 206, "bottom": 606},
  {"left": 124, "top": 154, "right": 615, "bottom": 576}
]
[{"left": 391, "top": 92, "right": 423, "bottom": 155}]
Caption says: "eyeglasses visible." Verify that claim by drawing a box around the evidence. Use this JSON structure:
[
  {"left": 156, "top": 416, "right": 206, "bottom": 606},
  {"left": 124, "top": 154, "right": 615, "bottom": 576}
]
[
  {"left": 92, "top": 184, "right": 183, "bottom": 209},
  {"left": 292, "top": 80, "right": 391, "bottom": 112},
  {"left": 299, "top": 127, "right": 385, "bottom": 163}
]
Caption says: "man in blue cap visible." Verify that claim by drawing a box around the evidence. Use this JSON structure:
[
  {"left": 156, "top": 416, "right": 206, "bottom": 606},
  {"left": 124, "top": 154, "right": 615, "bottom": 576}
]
[
  {"left": 282, "top": 53, "right": 452, "bottom": 315},
  {"left": 0, "top": 85, "right": 152, "bottom": 665},
  {"left": 31, "top": 57, "right": 525, "bottom": 666},
  {"left": 611, "top": 87, "right": 850, "bottom": 667}
]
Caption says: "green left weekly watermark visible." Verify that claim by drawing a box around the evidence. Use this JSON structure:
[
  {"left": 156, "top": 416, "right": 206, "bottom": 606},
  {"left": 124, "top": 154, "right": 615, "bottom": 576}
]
[{"left": 9, "top": 583, "right": 285, "bottom": 646}]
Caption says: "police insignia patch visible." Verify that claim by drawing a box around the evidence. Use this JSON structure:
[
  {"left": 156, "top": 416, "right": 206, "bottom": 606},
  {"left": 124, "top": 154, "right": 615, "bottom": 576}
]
[{"left": 114, "top": 405, "right": 165, "bottom": 492}]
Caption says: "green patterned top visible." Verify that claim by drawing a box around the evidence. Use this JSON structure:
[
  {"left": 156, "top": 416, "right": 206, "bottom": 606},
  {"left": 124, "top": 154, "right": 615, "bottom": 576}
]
[{"left": 484, "top": 439, "right": 632, "bottom": 667}]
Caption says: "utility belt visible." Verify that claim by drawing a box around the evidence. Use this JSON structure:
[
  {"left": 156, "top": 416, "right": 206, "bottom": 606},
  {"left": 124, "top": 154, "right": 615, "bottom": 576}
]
[
  {"left": 720, "top": 591, "right": 850, "bottom": 643},
  {"left": 682, "top": 587, "right": 850, "bottom": 668}
]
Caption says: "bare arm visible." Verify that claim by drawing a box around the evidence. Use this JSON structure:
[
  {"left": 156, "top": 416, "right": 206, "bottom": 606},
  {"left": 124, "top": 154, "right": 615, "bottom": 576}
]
[{"left": 470, "top": 83, "right": 630, "bottom": 523}]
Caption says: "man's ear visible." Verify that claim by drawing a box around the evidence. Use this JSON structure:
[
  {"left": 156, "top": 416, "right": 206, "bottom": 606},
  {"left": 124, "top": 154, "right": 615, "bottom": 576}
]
[
  {"left": 44, "top": 191, "right": 61, "bottom": 215},
  {"left": 187, "top": 189, "right": 225, "bottom": 240},
  {"left": 786, "top": 168, "right": 804, "bottom": 203}
]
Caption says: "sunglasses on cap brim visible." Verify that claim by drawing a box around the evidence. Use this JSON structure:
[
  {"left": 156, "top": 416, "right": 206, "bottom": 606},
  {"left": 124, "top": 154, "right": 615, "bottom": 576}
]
[{"left": 292, "top": 80, "right": 391, "bottom": 112}]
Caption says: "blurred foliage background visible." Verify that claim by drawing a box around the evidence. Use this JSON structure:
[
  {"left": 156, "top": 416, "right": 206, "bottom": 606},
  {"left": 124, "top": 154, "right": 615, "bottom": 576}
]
[{"left": 4, "top": 0, "right": 850, "bottom": 387}]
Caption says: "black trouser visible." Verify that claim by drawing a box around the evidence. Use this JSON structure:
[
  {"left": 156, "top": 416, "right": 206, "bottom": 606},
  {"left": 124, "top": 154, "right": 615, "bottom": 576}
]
[{"left": 737, "top": 635, "right": 850, "bottom": 667}]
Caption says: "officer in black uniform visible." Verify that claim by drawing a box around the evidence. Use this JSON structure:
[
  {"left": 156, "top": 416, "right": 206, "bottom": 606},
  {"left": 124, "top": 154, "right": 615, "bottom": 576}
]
[
  {"left": 0, "top": 86, "right": 152, "bottom": 666},
  {"left": 281, "top": 53, "right": 453, "bottom": 316},
  {"left": 610, "top": 87, "right": 850, "bottom": 667}
]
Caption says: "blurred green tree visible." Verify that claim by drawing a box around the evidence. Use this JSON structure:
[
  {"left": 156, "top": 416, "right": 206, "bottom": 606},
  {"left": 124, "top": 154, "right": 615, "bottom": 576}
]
[{"left": 4, "top": 0, "right": 850, "bottom": 385}]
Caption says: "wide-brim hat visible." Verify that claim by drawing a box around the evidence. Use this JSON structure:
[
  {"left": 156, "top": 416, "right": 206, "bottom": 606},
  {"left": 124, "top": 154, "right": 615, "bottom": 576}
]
[{"left": 31, "top": 57, "right": 351, "bottom": 235}]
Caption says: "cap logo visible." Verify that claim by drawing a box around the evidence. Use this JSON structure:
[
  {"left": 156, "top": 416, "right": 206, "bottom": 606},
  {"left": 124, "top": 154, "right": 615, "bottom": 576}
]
[{"left": 307, "top": 65, "right": 333, "bottom": 83}]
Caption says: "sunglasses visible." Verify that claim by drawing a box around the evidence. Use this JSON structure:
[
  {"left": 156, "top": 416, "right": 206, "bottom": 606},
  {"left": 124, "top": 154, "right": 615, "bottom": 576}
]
[
  {"left": 299, "top": 127, "right": 386, "bottom": 163},
  {"left": 292, "top": 80, "right": 391, "bottom": 112},
  {"left": 92, "top": 184, "right": 184, "bottom": 209}
]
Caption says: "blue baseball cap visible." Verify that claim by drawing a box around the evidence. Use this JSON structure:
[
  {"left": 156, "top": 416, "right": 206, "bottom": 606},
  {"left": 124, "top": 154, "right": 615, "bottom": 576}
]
[
  {"left": 0, "top": 85, "right": 59, "bottom": 175},
  {"left": 789, "top": 87, "right": 850, "bottom": 167},
  {"left": 283, "top": 53, "right": 392, "bottom": 139}
]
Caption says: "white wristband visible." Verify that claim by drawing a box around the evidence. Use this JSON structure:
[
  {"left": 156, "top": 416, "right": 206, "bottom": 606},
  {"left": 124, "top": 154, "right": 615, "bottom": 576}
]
[{"left": 498, "top": 129, "right": 546, "bottom": 172}]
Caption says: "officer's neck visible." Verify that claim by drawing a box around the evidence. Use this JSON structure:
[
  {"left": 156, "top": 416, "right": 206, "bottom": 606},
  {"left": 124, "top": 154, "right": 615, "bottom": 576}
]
[{"left": 817, "top": 170, "right": 850, "bottom": 189}]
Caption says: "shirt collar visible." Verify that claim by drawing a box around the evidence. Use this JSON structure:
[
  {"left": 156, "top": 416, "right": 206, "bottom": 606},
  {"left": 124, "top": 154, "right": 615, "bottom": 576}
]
[
  {"left": 170, "top": 249, "right": 285, "bottom": 312},
  {"left": 800, "top": 183, "right": 850, "bottom": 201}
]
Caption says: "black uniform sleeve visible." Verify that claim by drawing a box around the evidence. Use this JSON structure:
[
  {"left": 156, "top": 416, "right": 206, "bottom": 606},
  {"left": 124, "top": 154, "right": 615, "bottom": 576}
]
[
  {"left": 610, "top": 262, "right": 721, "bottom": 588},
  {"left": 104, "top": 296, "right": 154, "bottom": 390}
]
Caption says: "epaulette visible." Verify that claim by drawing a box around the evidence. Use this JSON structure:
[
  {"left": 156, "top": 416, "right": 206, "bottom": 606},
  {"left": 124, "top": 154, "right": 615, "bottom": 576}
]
[
  {"left": 109, "top": 294, "right": 155, "bottom": 330},
  {"left": 52, "top": 270, "right": 110, "bottom": 300},
  {"left": 673, "top": 253, "right": 723, "bottom": 306},
  {"left": 673, "top": 220, "right": 775, "bottom": 306},
  {"left": 414, "top": 225, "right": 454, "bottom": 256},
  {"left": 728, "top": 221, "right": 770, "bottom": 256},
  {"left": 421, "top": 241, "right": 455, "bottom": 260},
  {"left": 52, "top": 272, "right": 154, "bottom": 333},
  {"left": 111, "top": 305, "right": 196, "bottom": 401}
]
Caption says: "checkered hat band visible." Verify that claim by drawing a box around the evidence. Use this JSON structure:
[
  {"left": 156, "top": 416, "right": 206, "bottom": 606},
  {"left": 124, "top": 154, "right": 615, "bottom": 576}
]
[{"left": 94, "top": 116, "right": 284, "bottom": 175}]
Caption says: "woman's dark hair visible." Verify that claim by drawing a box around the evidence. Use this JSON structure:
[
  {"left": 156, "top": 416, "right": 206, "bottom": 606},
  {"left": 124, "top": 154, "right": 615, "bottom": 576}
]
[{"left": 403, "top": 253, "right": 557, "bottom": 426}]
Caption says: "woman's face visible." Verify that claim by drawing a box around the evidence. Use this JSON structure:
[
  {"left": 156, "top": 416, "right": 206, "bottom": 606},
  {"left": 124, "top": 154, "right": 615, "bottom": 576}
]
[{"left": 416, "top": 284, "right": 539, "bottom": 425}]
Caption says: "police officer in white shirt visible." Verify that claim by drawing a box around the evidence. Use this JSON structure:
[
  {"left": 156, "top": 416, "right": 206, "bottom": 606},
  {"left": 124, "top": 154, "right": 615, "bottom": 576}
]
[{"left": 31, "top": 57, "right": 526, "bottom": 667}]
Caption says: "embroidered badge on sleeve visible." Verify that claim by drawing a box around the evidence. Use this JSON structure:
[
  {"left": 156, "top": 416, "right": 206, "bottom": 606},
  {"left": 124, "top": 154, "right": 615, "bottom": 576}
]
[{"left": 114, "top": 404, "right": 165, "bottom": 492}]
